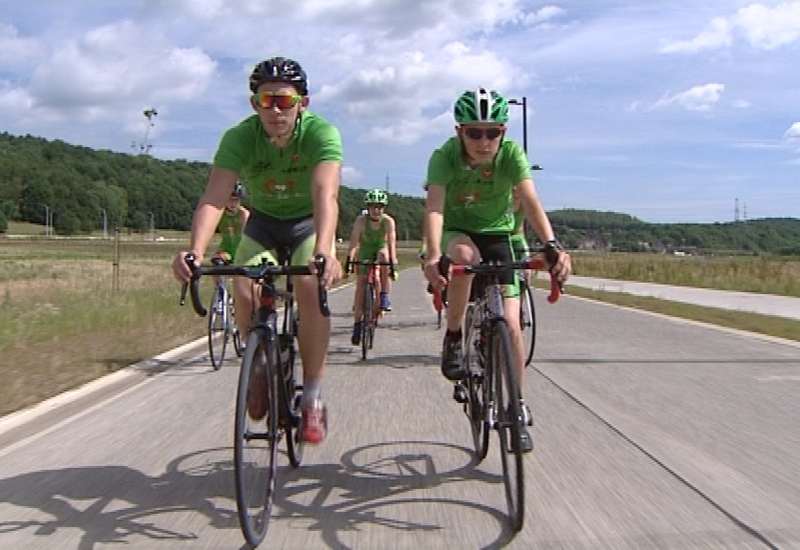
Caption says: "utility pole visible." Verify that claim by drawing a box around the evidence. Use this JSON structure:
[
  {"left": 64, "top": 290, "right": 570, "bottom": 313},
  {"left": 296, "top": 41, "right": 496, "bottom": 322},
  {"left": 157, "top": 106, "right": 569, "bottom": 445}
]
[
  {"left": 508, "top": 97, "right": 528, "bottom": 155},
  {"left": 101, "top": 209, "right": 108, "bottom": 240},
  {"left": 385, "top": 173, "right": 389, "bottom": 193}
]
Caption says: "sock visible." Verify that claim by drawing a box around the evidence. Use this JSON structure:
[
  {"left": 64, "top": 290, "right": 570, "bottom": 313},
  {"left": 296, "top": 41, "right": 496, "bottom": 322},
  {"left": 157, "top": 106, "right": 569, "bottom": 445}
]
[{"left": 302, "top": 380, "right": 322, "bottom": 407}]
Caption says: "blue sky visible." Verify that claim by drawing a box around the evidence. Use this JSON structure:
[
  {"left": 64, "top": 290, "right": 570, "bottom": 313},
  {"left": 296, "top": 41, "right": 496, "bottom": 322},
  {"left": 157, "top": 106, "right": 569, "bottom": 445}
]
[{"left": 1, "top": 0, "right": 798, "bottom": 223}]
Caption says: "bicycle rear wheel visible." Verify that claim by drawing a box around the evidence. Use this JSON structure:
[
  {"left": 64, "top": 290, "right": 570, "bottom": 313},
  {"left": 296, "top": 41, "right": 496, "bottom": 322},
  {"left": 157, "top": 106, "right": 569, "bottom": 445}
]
[
  {"left": 234, "top": 330, "right": 279, "bottom": 546},
  {"left": 230, "top": 294, "right": 243, "bottom": 358},
  {"left": 519, "top": 278, "right": 536, "bottom": 367},
  {"left": 282, "top": 308, "right": 304, "bottom": 468},
  {"left": 208, "top": 286, "right": 228, "bottom": 370},
  {"left": 463, "top": 304, "right": 489, "bottom": 460},
  {"left": 361, "top": 284, "right": 374, "bottom": 360},
  {"left": 491, "top": 319, "right": 525, "bottom": 532}
]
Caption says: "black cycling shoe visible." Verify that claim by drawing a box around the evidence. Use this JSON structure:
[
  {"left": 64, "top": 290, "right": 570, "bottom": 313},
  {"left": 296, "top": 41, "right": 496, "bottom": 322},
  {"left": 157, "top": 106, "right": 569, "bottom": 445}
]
[
  {"left": 441, "top": 331, "right": 465, "bottom": 381},
  {"left": 510, "top": 427, "right": 534, "bottom": 454},
  {"left": 453, "top": 382, "right": 468, "bottom": 403}
]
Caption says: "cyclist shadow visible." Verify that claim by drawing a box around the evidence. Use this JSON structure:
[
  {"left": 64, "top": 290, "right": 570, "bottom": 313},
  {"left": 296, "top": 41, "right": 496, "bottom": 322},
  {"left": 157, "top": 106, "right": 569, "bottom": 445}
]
[
  {"left": 274, "top": 440, "right": 518, "bottom": 549},
  {"left": 0, "top": 447, "right": 237, "bottom": 547}
]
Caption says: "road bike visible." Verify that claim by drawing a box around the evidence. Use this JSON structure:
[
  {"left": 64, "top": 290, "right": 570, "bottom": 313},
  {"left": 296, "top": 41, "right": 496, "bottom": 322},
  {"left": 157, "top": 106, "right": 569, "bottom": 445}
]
[
  {"left": 440, "top": 252, "right": 561, "bottom": 532},
  {"left": 345, "top": 257, "right": 395, "bottom": 360},
  {"left": 181, "top": 251, "right": 330, "bottom": 548},
  {"left": 207, "top": 257, "right": 243, "bottom": 370}
]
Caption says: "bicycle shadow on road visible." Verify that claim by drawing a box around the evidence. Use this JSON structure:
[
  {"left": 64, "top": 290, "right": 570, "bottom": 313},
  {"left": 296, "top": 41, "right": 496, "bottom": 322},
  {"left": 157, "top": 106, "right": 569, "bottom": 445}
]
[
  {"left": 274, "top": 439, "right": 518, "bottom": 549},
  {"left": 0, "top": 447, "right": 237, "bottom": 548}
]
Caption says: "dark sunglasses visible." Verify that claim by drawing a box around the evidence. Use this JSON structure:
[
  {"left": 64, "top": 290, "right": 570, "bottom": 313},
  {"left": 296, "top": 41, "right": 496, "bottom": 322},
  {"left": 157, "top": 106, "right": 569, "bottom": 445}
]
[
  {"left": 462, "top": 127, "right": 504, "bottom": 140},
  {"left": 252, "top": 92, "right": 303, "bottom": 110}
]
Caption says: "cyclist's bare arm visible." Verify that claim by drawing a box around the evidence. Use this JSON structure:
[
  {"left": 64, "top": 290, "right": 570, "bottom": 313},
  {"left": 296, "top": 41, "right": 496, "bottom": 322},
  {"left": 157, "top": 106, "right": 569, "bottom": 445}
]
[
  {"left": 423, "top": 183, "right": 447, "bottom": 291},
  {"left": 346, "top": 215, "right": 365, "bottom": 262},
  {"left": 310, "top": 160, "right": 342, "bottom": 286},
  {"left": 516, "top": 178, "right": 571, "bottom": 280},
  {"left": 238, "top": 205, "right": 251, "bottom": 228},
  {"left": 173, "top": 167, "right": 237, "bottom": 282},
  {"left": 385, "top": 215, "right": 399, "bottom": 265}
]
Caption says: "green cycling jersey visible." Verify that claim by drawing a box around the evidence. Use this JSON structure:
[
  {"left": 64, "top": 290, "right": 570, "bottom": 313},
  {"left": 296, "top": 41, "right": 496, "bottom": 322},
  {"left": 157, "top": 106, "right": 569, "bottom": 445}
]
[
  {"left": 213, "top": 112, "right": 343, "bottom": 220},
  {"left": 217, "top": 207, "right": 244, "bottom": 258},
  {"left": 425, "top": 137, "right": 531, "bottom": 234}
]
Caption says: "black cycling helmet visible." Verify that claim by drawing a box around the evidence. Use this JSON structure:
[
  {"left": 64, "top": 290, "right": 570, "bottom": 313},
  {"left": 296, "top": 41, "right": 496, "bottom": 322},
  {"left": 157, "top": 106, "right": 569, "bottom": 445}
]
[{"left": 249, "top": 57, "right": 309, "bottom": 96}]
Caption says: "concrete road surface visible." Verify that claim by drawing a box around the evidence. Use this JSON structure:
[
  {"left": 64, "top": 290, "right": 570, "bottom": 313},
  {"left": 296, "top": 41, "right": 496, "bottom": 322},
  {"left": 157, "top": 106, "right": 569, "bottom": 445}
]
[{"left": 1, "top": 269, "right": 798, "bottom": 549}]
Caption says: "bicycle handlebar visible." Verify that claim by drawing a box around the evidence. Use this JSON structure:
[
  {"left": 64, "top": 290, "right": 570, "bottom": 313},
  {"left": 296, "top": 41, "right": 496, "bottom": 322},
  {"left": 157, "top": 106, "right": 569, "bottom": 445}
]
[
  {"left": 438, "top": 254, "right": 563, "bottom": 304},
  {"left": 344, "top": 257, "right": 396, "bottom": 279},
  {"left": 179, "top": 253, "right": 330, "bottom": 318}
]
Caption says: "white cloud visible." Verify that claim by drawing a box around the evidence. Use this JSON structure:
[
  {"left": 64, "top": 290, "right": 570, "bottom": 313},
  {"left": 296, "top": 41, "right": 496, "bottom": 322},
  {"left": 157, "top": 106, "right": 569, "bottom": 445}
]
[
  {"left": 785, "top": 122, "right": 800, "bottom": 140},
  {"left": 0, "top": 19, "right": 216, "bottom": 141},
  {"left": 661, "top": 1, "right": 800, "bottom": 53},
  {"left": 522, "top": 5, "right": 566, "bottom": 26},
  {"left": 652, "top": 83, "right": 725, "bottom": 112},
  {"left": 0, "top": 23, "right": 44, "bottom": 67}
]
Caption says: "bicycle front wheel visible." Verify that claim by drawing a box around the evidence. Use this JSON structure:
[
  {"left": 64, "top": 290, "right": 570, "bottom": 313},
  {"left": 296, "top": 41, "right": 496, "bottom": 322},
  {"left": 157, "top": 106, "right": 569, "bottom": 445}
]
[
  {"left": 463, "top": 304, "right": 489, "bottom": 460},
  {"left": 361, "top": 284, "right": 374, "bottom": 360},
  {"left": 234, "top": 330, "right": 279, "bottom": 546},
  {"left": 208, "top": 286, "right": 228, "bottom": 370},
  {"left": 491, "top": 319, "right": 525, "bottom": 532},
  {"left": 519, "top": 278, "right": 536, "bottom": 367}
]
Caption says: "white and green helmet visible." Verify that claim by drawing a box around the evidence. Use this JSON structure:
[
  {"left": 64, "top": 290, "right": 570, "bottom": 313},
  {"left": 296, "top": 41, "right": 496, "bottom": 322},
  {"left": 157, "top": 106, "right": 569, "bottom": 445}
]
[
  {"left": 454, "top": 87, "right": 509, "bottom": 124},
  {"left": 364, "top": 188, "right": 388, "bottom": 205}
]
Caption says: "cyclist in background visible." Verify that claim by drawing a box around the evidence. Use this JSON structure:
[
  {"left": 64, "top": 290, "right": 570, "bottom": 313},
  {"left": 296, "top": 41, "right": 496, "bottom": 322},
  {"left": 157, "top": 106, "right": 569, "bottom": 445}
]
[
  {"left": 345, "top": 189, "right": 398, "bottom": 345},
  {"left": 422, "top": 87, "right": 571, "bottom": 452},
  {"left": 172, "top": 56, "right": 342, "bottom": 445},
  {"left": 214, "top": 182, "right": 250, "bottom": 265},
  {"left": 210, "top": 182, "right": 250, "bottom": 310}
]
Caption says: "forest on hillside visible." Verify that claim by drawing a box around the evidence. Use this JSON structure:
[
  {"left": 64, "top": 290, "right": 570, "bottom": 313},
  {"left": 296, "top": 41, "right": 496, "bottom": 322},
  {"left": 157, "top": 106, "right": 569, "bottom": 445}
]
[{"left": 0, "top": 132, "right": 798, "bottom": 255}]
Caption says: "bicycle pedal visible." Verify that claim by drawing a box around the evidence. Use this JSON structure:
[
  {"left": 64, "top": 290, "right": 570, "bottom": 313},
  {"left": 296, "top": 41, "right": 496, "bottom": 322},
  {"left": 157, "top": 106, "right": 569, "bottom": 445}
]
[{"left": 452, "top": 383, "right": 468, "bottom": 403}]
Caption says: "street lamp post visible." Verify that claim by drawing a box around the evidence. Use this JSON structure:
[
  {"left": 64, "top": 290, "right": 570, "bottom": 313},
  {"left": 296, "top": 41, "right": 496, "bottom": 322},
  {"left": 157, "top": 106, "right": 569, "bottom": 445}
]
[{"left": 508, "top": 97, "right": 528, "bottom": 155}]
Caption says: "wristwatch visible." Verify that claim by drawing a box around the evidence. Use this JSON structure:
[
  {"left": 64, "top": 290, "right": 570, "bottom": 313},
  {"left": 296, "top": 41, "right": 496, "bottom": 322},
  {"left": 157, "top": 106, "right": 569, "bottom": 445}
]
[
  {"left": 545, "top": 239, "right": 564, "bottom": 251},
  {"left": 543, "top": 239, "right": 563, "bottom": 265}
]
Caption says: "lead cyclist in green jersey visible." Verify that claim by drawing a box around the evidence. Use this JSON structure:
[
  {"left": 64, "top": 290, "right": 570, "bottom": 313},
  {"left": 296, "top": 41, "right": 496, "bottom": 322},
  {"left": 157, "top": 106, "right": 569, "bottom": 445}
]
[
  {"left": 172, "top": 56, "right": 342, "bottom": 445},
  {"left": 422, "top": 87, "right": 571, "bottom": 452}
]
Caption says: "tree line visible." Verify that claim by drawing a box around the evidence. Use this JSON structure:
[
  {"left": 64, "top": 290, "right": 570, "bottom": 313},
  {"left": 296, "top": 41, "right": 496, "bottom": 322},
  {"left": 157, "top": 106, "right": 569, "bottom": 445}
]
[
  {"left": 1, "top": 132, "right": 797, "bottom": 255},
  {"left": 0, "top": 132, "right": 424, "bottom": 241}
]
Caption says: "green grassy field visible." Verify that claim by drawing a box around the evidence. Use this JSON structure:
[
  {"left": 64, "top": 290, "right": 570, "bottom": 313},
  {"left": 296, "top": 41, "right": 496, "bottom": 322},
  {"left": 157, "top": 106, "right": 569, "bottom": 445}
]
[{"left": 1, "top": 232, "right": 797, "bottom": 418}]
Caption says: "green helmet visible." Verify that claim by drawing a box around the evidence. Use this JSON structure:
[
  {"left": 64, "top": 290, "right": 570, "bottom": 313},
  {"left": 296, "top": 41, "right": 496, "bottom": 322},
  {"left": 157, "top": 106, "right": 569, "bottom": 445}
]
[
  {"left": 364, "top": 189, "right": 388, "bottom": 206},
  {"left": 454, "top": 87, "right": 509, "bottom": 124}
]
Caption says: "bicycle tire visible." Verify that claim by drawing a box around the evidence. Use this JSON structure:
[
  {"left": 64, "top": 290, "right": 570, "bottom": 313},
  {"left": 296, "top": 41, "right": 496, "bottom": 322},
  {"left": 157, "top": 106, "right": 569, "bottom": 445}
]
[
  {"left": 234, "top": 330, "right": 279, "bottom": 546},
  {"left": 208, "top": 286, "right": 228, "bottom": 370},
  {"left": 491, "top": 319, "right": 525, "bottom": 532},
  {"left": 463, "top": 304, "right": 489, "bottom": 460},
  {"left": 283, "top": 306, "right": 304, "bottom": 468},
  {"left": 361, "top": 283, "right": 373, "bottom": 360},
  {"left": 368, "top": 283, "right": 379, "bottom": 350},
  {"left": 230, "top": 294, "right": 243, "bottom": 358},
  {"left": 519, "top": 278, "right": 536, "bottom": 367}
]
